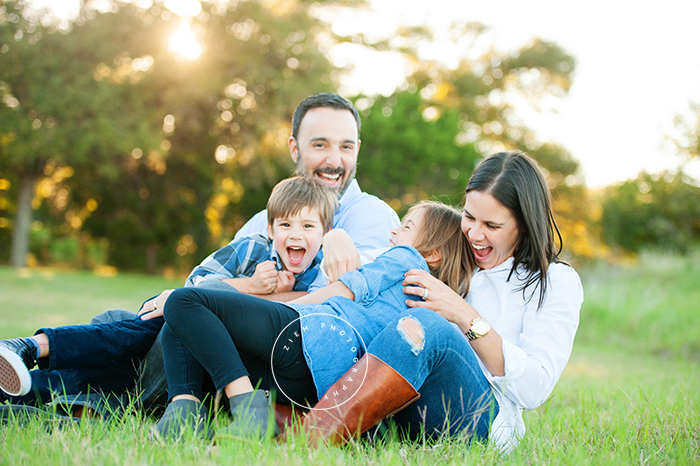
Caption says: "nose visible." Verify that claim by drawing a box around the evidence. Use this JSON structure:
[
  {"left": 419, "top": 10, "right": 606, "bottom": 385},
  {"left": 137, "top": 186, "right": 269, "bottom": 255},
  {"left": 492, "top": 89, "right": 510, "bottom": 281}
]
[
  {"left": 325, "top": 146, "right": 341, "bottom": 168},
  {"left": 468, "top": 223, "right": 485, "bottom": 241},
  {"left": 289, "top": 225, "right": 303, "bottom": 239}
]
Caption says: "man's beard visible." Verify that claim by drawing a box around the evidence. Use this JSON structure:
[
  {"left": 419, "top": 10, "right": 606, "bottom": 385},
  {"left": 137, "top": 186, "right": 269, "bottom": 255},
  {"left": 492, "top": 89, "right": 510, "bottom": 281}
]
[{"left": 295, "top": 158, "right": 356, "bottom": 198}]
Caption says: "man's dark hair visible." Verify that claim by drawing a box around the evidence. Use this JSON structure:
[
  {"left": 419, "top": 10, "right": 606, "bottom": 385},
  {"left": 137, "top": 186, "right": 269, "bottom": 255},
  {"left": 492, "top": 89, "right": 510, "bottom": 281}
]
[{"left": 291, "top": 93, "right": 361, "bottom": 141}]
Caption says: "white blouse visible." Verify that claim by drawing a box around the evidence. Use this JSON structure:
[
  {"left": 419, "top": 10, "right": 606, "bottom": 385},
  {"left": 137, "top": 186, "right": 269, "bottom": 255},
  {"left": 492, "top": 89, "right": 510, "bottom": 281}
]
[{"left": 464, "top": 257, "right": 583, "bottom": 452}]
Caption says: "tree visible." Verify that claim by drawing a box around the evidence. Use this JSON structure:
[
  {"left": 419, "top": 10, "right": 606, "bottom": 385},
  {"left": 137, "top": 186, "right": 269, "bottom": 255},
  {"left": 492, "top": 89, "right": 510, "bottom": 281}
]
[
  {"left": 0, "top": 0, "right": 161, "bottom": 267},
  {"left": 1, "top": 0, "right": 344, "bottom": 272},
  {"left": 351, "top": 22, "right": 595, "bottom": 256},
  {"left": 599, "top": 171, "right": 700, "bottom": 254}
]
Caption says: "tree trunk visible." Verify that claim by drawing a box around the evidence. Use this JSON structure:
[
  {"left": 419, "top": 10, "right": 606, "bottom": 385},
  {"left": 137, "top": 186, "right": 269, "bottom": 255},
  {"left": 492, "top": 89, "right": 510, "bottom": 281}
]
[{"left": 11, "top": 173, "right": 38, "bottom": 268}]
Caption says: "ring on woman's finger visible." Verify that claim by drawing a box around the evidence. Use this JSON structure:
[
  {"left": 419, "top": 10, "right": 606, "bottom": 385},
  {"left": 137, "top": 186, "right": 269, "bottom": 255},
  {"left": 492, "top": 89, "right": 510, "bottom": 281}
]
[
  {"left": 422, "top": 287, "right": 429, "bottom": 300},
  {"left": 153, "top": 302, "right": 158, "bottom": 310}
]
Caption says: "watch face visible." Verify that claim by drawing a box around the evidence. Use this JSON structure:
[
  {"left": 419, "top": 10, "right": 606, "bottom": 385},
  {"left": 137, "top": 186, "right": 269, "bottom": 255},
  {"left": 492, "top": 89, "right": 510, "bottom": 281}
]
[{"left": 473, "top": 320, "right": 489, "bottom": 335}]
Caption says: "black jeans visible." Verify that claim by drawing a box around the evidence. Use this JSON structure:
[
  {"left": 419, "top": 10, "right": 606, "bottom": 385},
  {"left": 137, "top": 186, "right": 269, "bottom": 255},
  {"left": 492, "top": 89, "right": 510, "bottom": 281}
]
[{"left": 162, "top": 288, "right": 317, "bottom": 406}]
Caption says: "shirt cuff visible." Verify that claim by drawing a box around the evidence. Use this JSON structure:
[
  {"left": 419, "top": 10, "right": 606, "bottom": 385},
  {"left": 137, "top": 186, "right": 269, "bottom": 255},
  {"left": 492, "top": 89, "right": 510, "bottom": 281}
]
[{"left": 338, "top": 270, "right": 369, "bottom": 303}]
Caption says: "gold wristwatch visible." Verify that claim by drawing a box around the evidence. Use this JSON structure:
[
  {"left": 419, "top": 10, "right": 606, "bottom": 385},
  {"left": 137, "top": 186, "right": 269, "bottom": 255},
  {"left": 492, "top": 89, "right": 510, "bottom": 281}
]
[{"left": 465, "top": 317, "right": 491, "bottom": 341}]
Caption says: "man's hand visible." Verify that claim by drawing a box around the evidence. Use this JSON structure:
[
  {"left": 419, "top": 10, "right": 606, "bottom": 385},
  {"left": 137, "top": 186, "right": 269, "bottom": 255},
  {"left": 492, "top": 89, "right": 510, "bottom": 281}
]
[
  {"left": 274, "top": 270, "right": 295, "bottom": 293},
  {"left": 321, "top": 229, "right": 361, "bottom": 283},
  {"left": 138, "top": 289, "right": 175, "bottom": 320}
]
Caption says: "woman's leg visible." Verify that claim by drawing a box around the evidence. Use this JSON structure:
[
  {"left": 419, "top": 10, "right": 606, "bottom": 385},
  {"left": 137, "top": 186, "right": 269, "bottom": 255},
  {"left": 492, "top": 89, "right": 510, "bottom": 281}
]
[
  {"left": 367, "top": 309, "right": 497, "bottom": 442},
  {"left": 163, "top": 288, "right": 317, "bottom": 406}
]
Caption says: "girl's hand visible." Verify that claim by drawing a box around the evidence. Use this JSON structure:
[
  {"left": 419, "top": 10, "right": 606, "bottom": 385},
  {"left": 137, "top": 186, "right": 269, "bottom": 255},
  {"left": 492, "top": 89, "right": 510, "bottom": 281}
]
[{"left": 402, "top": 269, "right": 475, "bottom": 330}]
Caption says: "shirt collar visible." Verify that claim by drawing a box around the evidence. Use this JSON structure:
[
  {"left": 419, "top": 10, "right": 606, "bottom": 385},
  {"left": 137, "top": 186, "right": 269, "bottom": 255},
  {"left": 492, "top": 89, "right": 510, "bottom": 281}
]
[{"left": 336, "top": 179, "right": 361, "bottom": 213}]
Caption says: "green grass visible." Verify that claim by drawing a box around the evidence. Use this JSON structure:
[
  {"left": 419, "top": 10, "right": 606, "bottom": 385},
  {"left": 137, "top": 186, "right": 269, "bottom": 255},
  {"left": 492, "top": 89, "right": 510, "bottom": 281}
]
[{"left": 1, "top": 258, "right": 699, "bottom": 465}]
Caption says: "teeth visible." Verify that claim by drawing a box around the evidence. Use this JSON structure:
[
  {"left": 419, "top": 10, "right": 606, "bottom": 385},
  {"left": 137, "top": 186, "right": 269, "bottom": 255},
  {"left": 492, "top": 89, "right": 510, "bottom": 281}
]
[
  {"left": 289, "top": 246, "right": 304, "bottom": 250},
  {"left": 319, "top": 173, "right": 340, "bottom": 180},
  {"left": 472, "top": 244, "right": 488, "bottom": 250}
]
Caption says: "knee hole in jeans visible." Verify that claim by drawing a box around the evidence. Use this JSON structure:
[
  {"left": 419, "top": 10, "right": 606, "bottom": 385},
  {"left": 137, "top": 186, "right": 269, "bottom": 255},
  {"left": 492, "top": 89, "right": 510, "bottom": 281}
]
[{"left": 397, "top": 317, "right": 425, "bottom": 355}]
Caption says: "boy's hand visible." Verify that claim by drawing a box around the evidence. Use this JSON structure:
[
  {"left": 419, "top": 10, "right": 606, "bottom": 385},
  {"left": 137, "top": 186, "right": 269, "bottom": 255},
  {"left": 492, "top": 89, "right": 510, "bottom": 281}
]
[
  {"left": 274, "top": 271, "right": 295, "bottom": 293},
  {"left": 249, "top": 260, "right": 280, "bottom": 294}
]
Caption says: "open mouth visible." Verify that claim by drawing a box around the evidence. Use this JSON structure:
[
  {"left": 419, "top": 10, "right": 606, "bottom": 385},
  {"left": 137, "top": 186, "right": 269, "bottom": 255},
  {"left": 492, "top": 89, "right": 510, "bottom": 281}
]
[
  {"left": 472, "top": 244, "right": 492, "bottom": 262},
  {"left": 314, "top": 169, "right": 343, "bottom": 187},
  {"left": 287, "top": 246, "right": 307, "bottom": 267}
]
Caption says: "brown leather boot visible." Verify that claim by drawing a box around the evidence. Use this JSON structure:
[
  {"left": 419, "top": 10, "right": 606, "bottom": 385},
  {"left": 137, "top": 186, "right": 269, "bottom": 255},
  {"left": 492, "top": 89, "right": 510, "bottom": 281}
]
[{"left": 282, "top": 353, "right": 419, "bottom": 446}]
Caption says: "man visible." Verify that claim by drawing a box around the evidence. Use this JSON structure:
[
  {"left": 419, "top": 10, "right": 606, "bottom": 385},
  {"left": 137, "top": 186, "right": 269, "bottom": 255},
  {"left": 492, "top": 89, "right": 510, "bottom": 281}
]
[
  {"left": 233, "top": 93, "right": 399, "bottom": 291},
  {"left": 1, "top": 93, "right": 399, "bottom": 416}
]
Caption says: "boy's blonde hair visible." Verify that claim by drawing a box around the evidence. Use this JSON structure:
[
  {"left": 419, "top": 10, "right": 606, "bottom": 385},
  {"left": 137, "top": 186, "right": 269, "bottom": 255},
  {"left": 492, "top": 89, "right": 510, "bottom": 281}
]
[
  {"left": 267, "top": 176, "right": 337, "bottom": 233},
  {"left": 407, "top": 201, "right": 475, "bottom": 298}
]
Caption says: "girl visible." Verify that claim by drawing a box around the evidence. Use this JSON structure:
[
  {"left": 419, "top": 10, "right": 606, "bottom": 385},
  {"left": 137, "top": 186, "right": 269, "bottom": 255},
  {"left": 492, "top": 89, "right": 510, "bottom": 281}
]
[{"left": 154, "top": 201, "right": 475, "bottom": 440}]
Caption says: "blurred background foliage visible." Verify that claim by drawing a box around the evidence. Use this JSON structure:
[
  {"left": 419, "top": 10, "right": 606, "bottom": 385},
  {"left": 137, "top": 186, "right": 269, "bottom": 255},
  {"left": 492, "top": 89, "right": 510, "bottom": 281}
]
[{"left": 1, "top": 0, "right": 699, "bottom": 274}]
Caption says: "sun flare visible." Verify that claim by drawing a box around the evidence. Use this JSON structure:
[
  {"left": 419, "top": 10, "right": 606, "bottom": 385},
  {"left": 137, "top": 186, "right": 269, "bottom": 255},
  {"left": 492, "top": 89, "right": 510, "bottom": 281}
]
[{"left": 169, "top": 22, "right": 202, "bottom": 60}]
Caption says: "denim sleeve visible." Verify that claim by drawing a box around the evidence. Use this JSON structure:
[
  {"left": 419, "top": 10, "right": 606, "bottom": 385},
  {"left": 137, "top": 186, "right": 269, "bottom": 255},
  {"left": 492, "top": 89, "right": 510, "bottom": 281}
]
[{"left": 338, "top": 246, "right": 427, "bottom": 304}]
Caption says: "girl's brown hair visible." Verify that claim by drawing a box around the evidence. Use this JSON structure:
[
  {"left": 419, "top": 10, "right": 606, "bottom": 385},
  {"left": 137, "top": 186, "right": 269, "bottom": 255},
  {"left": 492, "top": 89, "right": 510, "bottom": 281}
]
[{"left": 407, "top": 201, "right": 475, "bottom": 298}]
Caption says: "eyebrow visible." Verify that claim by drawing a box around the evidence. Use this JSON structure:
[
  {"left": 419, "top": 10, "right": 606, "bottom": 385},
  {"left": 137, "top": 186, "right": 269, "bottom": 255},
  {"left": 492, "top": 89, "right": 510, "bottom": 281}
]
[
  {"left": 463, "top": 209, "right": 504, "bottom": 227},
  {"left": 308, "top": 136, "right": 356, "bottom": 145}
]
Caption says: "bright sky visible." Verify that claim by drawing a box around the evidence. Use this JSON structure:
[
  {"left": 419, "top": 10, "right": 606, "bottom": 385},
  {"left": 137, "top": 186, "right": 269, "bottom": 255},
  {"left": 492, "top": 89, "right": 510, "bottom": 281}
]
[
  {"left": 326, "top": 0, "right": 700, "bottom": 187},
  {"left": 33, "top": 0, "right": 700, "bottom": 187}
]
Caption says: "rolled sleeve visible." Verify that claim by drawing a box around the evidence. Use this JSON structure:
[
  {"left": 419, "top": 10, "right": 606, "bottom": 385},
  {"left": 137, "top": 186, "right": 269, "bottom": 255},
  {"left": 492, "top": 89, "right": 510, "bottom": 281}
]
[{"left": 338, "top": 246, "right": 426, "bottom": 305}]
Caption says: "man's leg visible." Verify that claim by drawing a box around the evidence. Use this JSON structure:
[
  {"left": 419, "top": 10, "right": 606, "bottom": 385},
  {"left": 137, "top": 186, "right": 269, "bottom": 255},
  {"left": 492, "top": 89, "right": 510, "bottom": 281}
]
[{"left": 1, "top": 315, "right": 164, "bottom": 404}]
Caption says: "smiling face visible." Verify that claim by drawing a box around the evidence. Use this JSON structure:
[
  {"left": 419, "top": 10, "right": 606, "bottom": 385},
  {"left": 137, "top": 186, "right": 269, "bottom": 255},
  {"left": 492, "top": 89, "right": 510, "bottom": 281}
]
[
  {"left": 461, "top": 190, "right": 520, "bottom": 270},
  {"left": 289, "top": 107, "right": 359, "bottom": 197},
  {"left": 390, "top": 208, "right": 425, "bottom": 248},
  {"left": 268, "top": 206, "right": 325, "bottom": 274}
]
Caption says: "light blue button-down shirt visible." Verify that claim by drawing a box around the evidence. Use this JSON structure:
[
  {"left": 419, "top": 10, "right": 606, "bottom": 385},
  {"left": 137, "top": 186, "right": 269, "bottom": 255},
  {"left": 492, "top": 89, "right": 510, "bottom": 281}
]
[
  {"left": 233, "top": 179, "right": 400, "bottom": 291},
  {"left": 284, "top": 245, "right": 428, "bottom": 398}
]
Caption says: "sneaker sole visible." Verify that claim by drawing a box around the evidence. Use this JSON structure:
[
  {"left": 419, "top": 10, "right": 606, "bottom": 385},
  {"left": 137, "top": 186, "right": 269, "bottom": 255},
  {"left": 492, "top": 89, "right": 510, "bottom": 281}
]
[{"left": 0, "top": 346, "right": 32, "bottom": 397}]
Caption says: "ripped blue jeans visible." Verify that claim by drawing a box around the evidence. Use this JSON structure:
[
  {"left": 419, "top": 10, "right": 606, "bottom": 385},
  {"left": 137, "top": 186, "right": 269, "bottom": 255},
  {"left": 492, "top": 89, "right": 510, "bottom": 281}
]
[{"left": 367, "top": 308, "right": 498, "bottom": 443}]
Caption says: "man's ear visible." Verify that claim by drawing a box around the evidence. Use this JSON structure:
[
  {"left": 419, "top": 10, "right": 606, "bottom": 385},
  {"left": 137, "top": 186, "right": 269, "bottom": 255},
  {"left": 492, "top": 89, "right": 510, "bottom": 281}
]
[
  {"left": 267, "top": 224, "right": 274, "bottom": 240},
  {"left": 289, "top": 136, "right": 299, "bottom": 163},
  {"left": 424, "top": 249, "right": 442, "bottom": 266}
]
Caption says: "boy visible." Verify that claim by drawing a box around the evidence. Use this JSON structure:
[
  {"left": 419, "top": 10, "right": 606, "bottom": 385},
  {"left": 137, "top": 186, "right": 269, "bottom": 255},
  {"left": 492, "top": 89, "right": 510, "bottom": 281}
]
[
  {"left": 0, "top": 176, "right": 335, "bottom": 407},
  {"left": 182, "top": 176, "right": 334, "bottom": 297}
]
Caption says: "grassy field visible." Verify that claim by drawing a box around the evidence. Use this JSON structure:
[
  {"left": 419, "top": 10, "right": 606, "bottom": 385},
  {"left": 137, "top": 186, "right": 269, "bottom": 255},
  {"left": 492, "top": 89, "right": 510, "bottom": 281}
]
[{"left": 0, "top": 254, "right": 699, "bottom": 465}]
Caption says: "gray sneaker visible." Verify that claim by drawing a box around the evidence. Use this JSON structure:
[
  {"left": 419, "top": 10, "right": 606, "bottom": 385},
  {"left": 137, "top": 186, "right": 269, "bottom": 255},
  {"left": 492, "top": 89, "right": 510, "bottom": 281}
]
[{"left": 0, "top": 338, "right": 36, "bottom": 397}]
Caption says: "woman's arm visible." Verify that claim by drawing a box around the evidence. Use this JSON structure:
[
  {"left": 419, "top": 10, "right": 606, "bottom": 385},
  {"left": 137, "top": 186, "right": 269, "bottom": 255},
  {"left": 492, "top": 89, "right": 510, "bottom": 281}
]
[{"left": 402, "top": 269, "right": 506, "bottom": 376}]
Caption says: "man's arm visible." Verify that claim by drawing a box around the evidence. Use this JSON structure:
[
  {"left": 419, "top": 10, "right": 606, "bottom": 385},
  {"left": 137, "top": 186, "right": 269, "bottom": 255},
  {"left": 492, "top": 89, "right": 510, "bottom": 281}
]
[{"left": 320, "top": 229, "right": 361, "bottom": 283}]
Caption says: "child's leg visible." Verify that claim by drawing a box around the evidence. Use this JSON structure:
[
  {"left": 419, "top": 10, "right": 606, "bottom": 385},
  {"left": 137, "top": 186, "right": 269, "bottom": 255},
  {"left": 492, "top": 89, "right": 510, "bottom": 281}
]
[{"left": 163, "top": 288, "right": 316, "bottom": 404}]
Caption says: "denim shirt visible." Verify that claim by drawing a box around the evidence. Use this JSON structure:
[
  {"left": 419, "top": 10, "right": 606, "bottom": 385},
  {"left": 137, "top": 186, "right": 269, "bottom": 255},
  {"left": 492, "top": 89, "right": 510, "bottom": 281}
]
[{"left": 285, "top": 245, "right": 428, "bottom": 398}]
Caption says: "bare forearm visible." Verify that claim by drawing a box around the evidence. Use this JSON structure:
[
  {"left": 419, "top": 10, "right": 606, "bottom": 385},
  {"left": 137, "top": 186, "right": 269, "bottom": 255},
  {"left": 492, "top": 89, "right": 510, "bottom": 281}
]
[
  {"left": 289, "top": 281, "right": 354, "bottom": 305},
  {"left": 252, "top": 291, "right": 308, "bottom": 302}
]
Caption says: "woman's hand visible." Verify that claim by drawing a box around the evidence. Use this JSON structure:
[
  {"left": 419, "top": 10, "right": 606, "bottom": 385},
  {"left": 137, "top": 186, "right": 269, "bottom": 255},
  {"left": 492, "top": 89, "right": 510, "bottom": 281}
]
[
  {"left": 138, "top": 289, "right": 175, "bottom": 321},
  {"left": 402, "top": 269, "right": 475, "bottom": 330}
]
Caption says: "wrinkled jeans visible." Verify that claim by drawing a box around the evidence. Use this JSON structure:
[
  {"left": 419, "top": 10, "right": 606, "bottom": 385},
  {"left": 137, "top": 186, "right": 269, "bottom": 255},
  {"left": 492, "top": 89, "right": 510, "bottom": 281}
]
[
  {"left": 367, "top": 308, "right": 498, "bottom": 443},
  {"left": 5, "top": 309, "right": 163, "bottom": 409}
]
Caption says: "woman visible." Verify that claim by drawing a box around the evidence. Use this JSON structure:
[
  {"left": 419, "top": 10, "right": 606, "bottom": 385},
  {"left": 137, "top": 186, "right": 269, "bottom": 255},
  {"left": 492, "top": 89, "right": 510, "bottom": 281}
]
[{"left": 297, "top": 151, "right": 583, "bottom": 452}]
